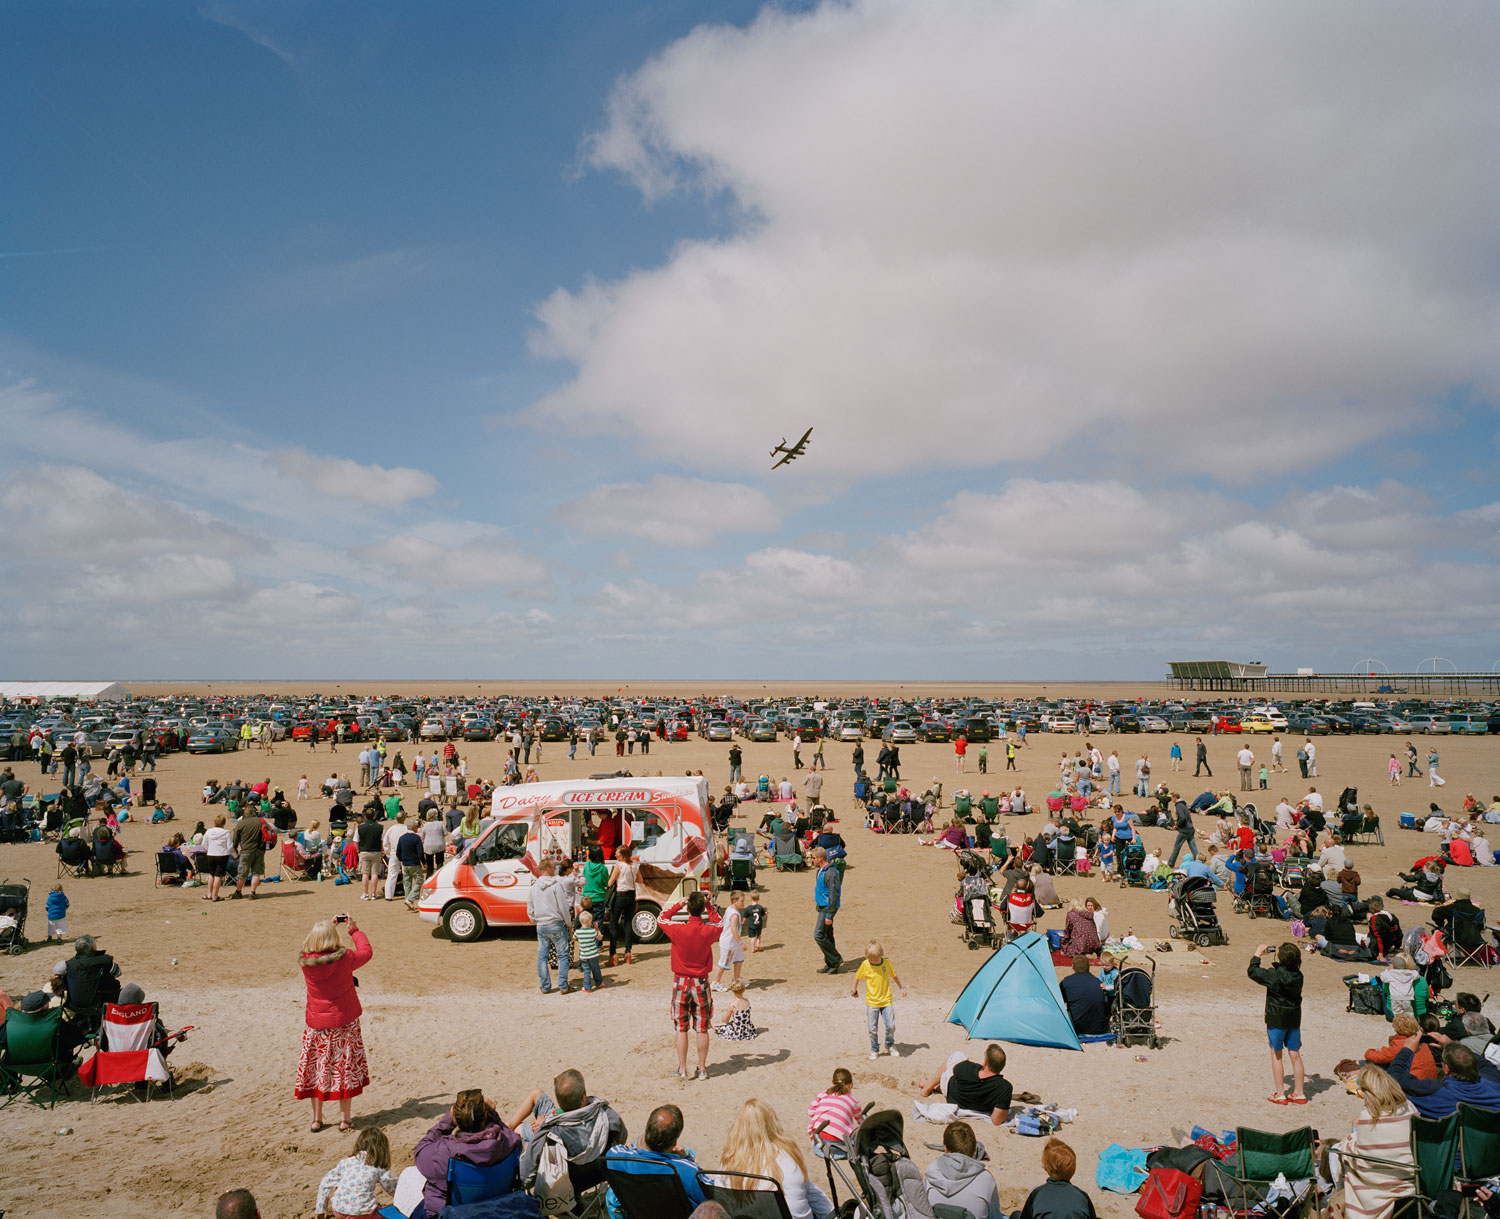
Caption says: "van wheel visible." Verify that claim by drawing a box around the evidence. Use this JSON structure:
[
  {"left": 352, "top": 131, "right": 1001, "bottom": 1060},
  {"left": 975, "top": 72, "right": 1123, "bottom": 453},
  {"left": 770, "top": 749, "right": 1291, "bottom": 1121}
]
[
  {"left": 442, "top": 901, "right": 485, "bottom": 942},
  {"left": 632, "top": 903, "right": 663, "bottom": 943}
]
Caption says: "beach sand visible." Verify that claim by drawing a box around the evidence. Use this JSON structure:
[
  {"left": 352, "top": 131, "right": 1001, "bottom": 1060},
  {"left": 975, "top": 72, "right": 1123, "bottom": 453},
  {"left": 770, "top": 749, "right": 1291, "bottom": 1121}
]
[{"left": 1, "top": 715, "right": 1496, "bottom": 1218}]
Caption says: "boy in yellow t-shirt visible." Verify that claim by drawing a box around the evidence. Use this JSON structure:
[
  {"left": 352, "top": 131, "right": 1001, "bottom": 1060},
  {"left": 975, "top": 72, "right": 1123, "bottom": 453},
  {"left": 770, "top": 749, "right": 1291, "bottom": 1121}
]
[{"left": 852, "top": 940, "right": 907, "bottom": 1059}]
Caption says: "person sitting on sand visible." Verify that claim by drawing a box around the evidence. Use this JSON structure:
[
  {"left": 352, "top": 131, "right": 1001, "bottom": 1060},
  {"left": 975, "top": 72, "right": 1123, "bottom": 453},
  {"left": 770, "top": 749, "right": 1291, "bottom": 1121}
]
[
  {"left": 916, "top": 1044, "right": 1014, "bottom": 1126},
  {"left": 1013, "top": 1137, "right": 1097, "bottom": 1219},
  {"left": 1030, "top": 865, "right": 1061, "bottom": 910},
  {"left": 924, "top": 1120, "right": 1002, "bottom": 1219},
  {"left": 1364, "top": 1013, "right": 1438, "bottom": 1079},
  {"left": 1058, "top": 898, "right": 1101, "bottom": 957}
]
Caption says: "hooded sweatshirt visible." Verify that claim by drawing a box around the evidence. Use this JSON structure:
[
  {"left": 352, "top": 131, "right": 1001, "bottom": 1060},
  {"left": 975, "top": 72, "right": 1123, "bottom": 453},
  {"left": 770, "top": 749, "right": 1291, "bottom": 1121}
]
[
  {"left": 925, "top": 1152, "right": 1002, "bottom": 1219},
  {"left": 1247, "top": 956, "right": 1303, "bottom": 1030},
  {"left": 518, "top": 1096, "right": 628, "bottom": 1189},
  {"left": 527, "top": 874, "right": 572, "bottom": 928},
  {"left": 414, "top": 1114, "right": 520, "bottom": 1218}
]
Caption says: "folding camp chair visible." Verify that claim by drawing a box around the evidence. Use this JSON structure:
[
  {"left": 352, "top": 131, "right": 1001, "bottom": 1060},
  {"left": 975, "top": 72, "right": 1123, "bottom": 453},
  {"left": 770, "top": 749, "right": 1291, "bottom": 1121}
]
[
  {"left": 0, "top": 1006, "right": 74, "bottom": 1108},
  {"left": 698, "top": 1170, "right": 796, "bottom": 1219},
  {"left": 378, "top": 1150, "right": 520, "bottom": 1219},
  {"left": 605, "top": 1151, "right": 697, "bottom": 1219},
  {"left": 1333, "top": 1110, "right": 1455, "bottom": 1219},
  {"left": 77, "top": 1002, "right": 177, "bottom": 1102},
  {"left": 1457, "top": 1103, "right": 1500, "bottom": 1187},
  {"left": 1219, "top": 1126, "right": 1320, "bottom": 1218},
  {"left": 1449, "top": 910, "right": 1492, "bottom": 970},
  {"left": 155, "top": 851, "right": 187, "bottom": 888},
  {"left": 729, "top": 857, "right": 756, "bottom": 891},
  {"left": 1053, "top": 839, "right": 1079, "bottom": 877}
]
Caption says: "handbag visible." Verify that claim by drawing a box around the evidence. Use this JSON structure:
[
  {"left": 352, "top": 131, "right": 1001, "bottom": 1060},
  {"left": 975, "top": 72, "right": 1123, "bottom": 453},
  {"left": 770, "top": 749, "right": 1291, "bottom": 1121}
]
[{"left": 1135, "top": 1167, "right": 1203, "bottom": 1219}]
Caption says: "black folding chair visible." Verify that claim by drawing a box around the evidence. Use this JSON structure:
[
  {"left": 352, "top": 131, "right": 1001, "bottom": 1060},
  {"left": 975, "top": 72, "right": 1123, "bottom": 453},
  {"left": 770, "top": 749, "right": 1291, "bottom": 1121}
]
[{"left": 605, "top": 1152, "right": 696, "bottom": 1219}]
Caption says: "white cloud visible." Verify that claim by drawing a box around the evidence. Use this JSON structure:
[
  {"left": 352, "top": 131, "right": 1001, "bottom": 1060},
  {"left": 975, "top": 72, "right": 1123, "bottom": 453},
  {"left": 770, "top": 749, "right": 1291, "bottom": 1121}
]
[
  {"left": 557, "top": 475, "right": 790, "bottom": 547},
  {"left": 351, "top": 532, "right": 551, "bottom": 593},
  {"left": 200, "top": 2, "right": 297, "bottom": 67},
  {"left": 272, "top": 448, "right": 438, "bottom": 505},
  {"left": 530, "top": 1, "right": 1500, "bottom": 478}
]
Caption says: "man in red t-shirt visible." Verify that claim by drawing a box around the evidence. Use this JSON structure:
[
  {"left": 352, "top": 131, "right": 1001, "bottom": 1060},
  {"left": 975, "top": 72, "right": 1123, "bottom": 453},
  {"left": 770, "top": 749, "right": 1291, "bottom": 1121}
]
[{"left": 658, "top": 891, "right": 723, "bottom": 1081}]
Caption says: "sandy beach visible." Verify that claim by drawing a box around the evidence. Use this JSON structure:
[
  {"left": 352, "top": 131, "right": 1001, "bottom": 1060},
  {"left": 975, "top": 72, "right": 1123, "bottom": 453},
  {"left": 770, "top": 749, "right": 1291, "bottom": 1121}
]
[{"left": 2, "top": 712, "right": 1497, "bottom": 1219}]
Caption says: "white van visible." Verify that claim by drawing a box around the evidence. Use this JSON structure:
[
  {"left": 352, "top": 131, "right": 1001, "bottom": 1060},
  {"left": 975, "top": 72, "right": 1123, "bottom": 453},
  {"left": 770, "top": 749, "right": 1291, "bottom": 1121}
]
[{"left": 417, "top": 776, "right": 716, "bottom": 944}]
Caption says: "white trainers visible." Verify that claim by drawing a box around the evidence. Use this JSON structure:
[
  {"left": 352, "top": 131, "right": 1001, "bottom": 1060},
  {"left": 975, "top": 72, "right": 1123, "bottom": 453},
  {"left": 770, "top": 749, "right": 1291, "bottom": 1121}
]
[
  {"left": 869, "top": 1051, "right": 879, "bottom": 1060},
  {"left": 711, "top": 983, "right": 727, "bottom": 992},
  {"left": 887, "top": 1047, "right": 901, "bottom": 1058}
]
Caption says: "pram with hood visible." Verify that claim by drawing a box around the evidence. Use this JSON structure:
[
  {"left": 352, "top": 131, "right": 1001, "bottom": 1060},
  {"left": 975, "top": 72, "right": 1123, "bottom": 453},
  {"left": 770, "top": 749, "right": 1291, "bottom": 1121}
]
[
  {"left": 0, "top": 877, "right": 30, "bottom": 955},
  {"left": 1111, "top": 956, "right": 1161, "bottom": 1049},
  {"left": 823, "top": 1107, "right": 936, "bottom": 1219},
  {"left": 1119, "top": 841, "right": 1147, "bottom": 888},
  {"left": 1167, "top": 873, "right": 1228, "bottom": 947}
]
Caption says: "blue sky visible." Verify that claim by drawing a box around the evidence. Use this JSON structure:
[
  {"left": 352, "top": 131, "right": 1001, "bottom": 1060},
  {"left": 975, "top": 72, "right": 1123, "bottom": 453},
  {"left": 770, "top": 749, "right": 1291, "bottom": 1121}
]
[{"left": 1, "top": 0, "right": 1497, "bottom": 680}]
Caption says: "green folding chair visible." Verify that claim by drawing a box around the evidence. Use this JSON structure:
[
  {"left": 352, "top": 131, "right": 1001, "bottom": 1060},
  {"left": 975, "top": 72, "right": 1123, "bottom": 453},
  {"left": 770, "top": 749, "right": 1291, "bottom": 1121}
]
[
  {"left": 1457, "top": 1103, "right": 1500, "bottom": 1186},
  {"left": 0, "top": 1007, "right": 74, "bottom": 1108},
  {"left": 1221, "top": 1126, "right": 1320, "bottom": 1218}
]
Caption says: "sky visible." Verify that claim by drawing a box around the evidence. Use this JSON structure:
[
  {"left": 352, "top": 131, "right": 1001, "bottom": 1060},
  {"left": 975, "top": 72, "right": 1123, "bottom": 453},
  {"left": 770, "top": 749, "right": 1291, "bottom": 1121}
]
[{"left": 1, "top": 0, "right": 1497, "bottom": 681}]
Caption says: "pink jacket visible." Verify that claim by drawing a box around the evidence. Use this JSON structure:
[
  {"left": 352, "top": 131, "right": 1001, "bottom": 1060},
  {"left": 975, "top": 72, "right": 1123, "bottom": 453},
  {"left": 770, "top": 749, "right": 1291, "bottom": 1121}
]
[{"left": 300, "top": 930, "right": 372, "bottom": 1029}]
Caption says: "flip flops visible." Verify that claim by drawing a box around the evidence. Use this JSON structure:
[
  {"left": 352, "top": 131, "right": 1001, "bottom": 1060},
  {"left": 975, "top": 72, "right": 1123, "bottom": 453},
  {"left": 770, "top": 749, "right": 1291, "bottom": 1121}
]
[
  {"left": 1287, "top": 1096, "right": 1308, "bottom": 1104},
  {"left": 1267, "top": 1095, "right": 1289, "bottom": 1105}
]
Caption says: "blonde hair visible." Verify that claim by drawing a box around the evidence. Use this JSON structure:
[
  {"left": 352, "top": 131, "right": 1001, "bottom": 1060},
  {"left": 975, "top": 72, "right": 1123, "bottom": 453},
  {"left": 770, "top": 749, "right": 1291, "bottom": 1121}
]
[
  {"left": 214, "top": 814, "right": 226, "bottom": 828},
  {"left": 1357, "top": 1065, "right": 1408, "bottom": 1119},
  {"left": 300, "top": 919, "right": 344, "bottom": 962},
  {"left": 578, "top": 911, "right": 594, "bottom": 928},
  {"left": 728, "top": 979, "right": 746, "bottom": 995},
  {"left": 866, "top": 940, "right": 884, "bottom": 959},
  {"left": 1392, "top": 1012, "right": 1420, "bottom": 1037},
  {"left": 719, "top": 1099, "right": 808, "bottom": 1189}
]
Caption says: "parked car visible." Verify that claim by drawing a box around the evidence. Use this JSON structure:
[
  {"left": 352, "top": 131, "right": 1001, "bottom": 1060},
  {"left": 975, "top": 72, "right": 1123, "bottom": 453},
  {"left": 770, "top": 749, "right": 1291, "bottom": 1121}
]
[
  {"left": 919, "top": 720, "right": 950, "bottom": 742},
  {"left": 838, "top": 724, "right": 863, "bottom": 742},
  {"left": 462, "top": 719, "right": 496, "bottom": 742},
  {"left": 1140, "top": 716, "right": 1169, "bottom": 732},
  {"left": 186, "top": 727, "right": 236, "bottom": 754},
  {"left": 882, "top": 723, "right": 917, "bottom": 744},
  {"left": 1240, "top": 714, "right": 1276, "bottom": 734},
  {"left": 705, "top": 722, "right": 733, "bottom": 741},
  {"left": 748, "top": 722, "right": 777, "bottom": 742},
  {"left": 1406, "top": 715, "right": 1451, "bottom": 735}
]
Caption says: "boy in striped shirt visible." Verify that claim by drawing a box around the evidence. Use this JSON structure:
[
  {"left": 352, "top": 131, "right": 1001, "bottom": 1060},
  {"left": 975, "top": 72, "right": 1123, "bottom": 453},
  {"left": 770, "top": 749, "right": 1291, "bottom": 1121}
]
[{"left": 575, "top": 911, "right": 603, "bottom": 993}]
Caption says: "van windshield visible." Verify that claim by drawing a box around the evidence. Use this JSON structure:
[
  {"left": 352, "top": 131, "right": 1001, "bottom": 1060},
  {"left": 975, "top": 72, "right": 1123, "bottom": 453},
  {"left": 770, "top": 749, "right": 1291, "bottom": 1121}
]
[{"left": 473, "top": 822, "right": 527, "bottom": 864}]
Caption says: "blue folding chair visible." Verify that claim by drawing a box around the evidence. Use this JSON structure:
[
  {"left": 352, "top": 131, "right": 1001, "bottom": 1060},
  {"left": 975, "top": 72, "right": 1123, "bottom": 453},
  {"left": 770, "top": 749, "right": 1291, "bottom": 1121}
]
[{"left": 378, "top": 1148, "right": 520, "bottom": 1219}]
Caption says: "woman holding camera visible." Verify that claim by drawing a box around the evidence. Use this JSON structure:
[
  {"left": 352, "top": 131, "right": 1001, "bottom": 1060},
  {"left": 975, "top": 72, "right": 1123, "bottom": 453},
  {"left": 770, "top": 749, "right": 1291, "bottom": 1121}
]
[{"left": 296, "top": 914, "right": 372, "bottom": 1132}]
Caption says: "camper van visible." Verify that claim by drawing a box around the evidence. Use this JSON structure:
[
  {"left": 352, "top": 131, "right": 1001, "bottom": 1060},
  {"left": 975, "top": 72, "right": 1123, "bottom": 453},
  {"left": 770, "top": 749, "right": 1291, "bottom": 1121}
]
[{"left": 417, "top": 776, "right": 716, "bottom": 945}]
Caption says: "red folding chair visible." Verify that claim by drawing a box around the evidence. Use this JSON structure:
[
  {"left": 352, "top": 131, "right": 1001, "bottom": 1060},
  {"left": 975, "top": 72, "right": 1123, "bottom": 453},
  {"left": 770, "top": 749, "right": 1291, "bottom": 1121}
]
[{"left": 77, "top": 1003, "right": 192, "bottom": 1102}]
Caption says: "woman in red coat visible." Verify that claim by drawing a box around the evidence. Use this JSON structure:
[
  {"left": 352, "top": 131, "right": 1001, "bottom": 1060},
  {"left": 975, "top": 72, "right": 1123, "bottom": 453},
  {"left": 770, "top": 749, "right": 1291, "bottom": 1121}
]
[{"left": 295, "top": 915, "right": 372, "bottom": 1132}]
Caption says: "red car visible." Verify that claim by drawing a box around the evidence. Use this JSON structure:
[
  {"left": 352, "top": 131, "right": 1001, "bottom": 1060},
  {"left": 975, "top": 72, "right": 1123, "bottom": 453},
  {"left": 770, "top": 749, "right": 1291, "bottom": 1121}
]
[
  {"left": 666, "top": 720, "right": 691, "bottom": 741},
  {"left": 1211, "top": 715, "right": 1243, "bottom": 733}
]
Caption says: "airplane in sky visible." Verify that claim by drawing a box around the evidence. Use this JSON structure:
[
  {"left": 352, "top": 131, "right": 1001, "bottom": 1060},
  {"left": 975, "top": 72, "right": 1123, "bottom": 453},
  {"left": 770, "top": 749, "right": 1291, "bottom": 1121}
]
[{"left": 770, "top": 427, "right": 813, "bottom": 469}]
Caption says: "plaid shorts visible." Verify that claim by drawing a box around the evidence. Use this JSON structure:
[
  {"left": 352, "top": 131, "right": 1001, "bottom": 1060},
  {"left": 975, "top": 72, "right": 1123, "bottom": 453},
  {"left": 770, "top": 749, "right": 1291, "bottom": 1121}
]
[{"left": 670, "top": 975, "right": 712, "bottom": 1032}]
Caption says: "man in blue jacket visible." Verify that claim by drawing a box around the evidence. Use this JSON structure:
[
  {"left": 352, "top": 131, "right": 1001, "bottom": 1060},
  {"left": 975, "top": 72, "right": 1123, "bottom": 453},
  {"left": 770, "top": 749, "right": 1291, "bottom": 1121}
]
[
  {"left": 1384, "top": 1037, "right": 1500, "bottom": 1116},
  {"left": 811, "top": 847, "right": 843, "bottom": 974}
]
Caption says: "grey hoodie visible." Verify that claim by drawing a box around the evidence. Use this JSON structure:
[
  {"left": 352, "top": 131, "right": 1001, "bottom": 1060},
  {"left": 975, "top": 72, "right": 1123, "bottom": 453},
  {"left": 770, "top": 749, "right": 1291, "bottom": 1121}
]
[
  {"left": 925, "top": 1152, "right": 1001, "bottom": 1219},
  {"left": 518, "top": 1096, "right": 628, "bottom": 1188},
  {"left": 527, "top": 874, "right": 572, "bottom": 928}
]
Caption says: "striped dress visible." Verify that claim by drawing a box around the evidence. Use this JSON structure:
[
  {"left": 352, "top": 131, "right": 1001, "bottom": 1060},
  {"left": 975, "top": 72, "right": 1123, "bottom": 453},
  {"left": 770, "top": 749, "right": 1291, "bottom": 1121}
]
[{"left": 1333, "top": 1101, "right": 1416, "bottom": 1219}]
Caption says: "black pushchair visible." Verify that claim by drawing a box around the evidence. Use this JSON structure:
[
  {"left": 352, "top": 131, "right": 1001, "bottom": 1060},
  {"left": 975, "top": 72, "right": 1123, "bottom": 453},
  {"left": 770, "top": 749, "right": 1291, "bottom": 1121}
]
[
  {"left": 960, "top": 894, "right": 1001, "bottom": 951},
  {"left": 1166, "top": 874, "right": 1227, "bottom": 947},
  {"left": 0, "top": 877, "right": 31, "bottom": 955},
  {"left": 1111, "top": 956, "right": 1161, "bottom": 1049},
  {"left": 1236, "top": 862, "right": 1284, "bottom": 920},
  {"left": 824, "top": 1107, "right": 936, "bottom": 1219},
  {"left": 1119, "top": 841, "right": 1147, "bottom": 888}
]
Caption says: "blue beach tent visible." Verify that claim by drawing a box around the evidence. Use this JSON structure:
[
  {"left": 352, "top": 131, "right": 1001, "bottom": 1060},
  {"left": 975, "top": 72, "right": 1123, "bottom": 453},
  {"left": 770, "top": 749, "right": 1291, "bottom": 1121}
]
[{"left": 947, "top": 931, "right": 1082, "bottom": 1051}]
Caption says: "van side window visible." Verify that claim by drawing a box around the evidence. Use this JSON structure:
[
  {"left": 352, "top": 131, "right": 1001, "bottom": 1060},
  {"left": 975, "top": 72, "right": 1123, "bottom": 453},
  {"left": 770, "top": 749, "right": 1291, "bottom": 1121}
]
[
  {"left": 474, "top": 822, "right": 526, "bottom": 864},
  {"left": 631, "top": 809, "right": 667, "bottom": 848}
]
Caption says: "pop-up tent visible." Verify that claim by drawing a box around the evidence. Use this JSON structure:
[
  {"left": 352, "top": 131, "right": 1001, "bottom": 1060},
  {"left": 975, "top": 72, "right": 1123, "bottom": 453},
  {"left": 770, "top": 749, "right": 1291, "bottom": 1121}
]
[{"left": 947, "top": 931, "right": 1082, "bottom": 1050}]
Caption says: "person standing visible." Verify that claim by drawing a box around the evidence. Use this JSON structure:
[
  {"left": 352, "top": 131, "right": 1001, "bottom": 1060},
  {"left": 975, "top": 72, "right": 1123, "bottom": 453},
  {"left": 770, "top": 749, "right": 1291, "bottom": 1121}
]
[
  {"left": 1165, "top": 795, "right": 1197, "bottom": 867},
  {"left": 811, "top": 847, "right": 843, "bottom": 975},
  {"left": 1296, "top": 743, "right": 1309, "bottom": 779},
  {"left": 977, "top": 743, "right": 988, "bottom": 774},
  {"left": 231, "top": 805, "right": 268, "bottom": 900},
  {"left": 295, "top": 915, "right": 372, "bottom": 1133},
  {"left": 60, "top": 741, "right": 77, "bottom": 789},
  {"left": 396, "top": 819, "right": 425, "bottom": 911},
  {"left": 1237, "top": 744, "right": 1255, "bottom": 792},
  {"left": 1388, "top": 754, "right": 1403, "bottom": 787},
  {"left": 1169, "top": 741, "right": 1182, "bottom": 772},
  {"left": 1406, "top": 741, "right": 1422, "bottom": 778},
  {"left": 954, "top": 735, "right": 967, "bottom": 774},
  {"left": 1248, "top": 942, "right": 1305, "bottom": 1105},
  {"left": 792, "top": 735, "right": 803, "bottom": 771},
  {"left": 1427, "top": 749, "right": 1445, "bottom": 788},
  {"left": 1304, "top": 740, "right": 1318, "bottom": 778},
  {"left": 1005, "top": 740, "right": 1018, "bottom": 771},
  {"left": 852, "top": 742, "right": 864, "bottom": 777},
  {"left": 728, "top": 743, "right": 743, "bottom": 786},
  {"left": 1271, "top": 735, "right": 1285, "bottom": 773},
  {"left": 853, "top": 939, "right": 906, "bottom": 1059},
  {"left": 1133, "top": 754, "right": 1150, "bottom": 799},
  {"left": 607, "top": 843, "right": 639, "bottom": 967},
  {"left": 658, "top": 890, "right": 723, "bottom": 1080},
  {"left": 527, "top": 860, "right": 573, "bottom": 994},
  {"left": 1106, "top": 750, "right": 1120, "bottom": 796},
  {"left": 1194, "top": 737, "right": 1211, "bottom": 777}
]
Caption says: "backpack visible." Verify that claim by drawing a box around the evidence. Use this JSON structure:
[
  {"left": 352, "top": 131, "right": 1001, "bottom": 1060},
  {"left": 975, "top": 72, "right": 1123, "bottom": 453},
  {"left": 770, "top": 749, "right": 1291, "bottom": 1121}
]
[
  {"left": 533, "top": 1134, "right": 575, "bottom": 1216},
  {"left": 1136, "top": 1167, "right": 1203, "bottom": 1219}
]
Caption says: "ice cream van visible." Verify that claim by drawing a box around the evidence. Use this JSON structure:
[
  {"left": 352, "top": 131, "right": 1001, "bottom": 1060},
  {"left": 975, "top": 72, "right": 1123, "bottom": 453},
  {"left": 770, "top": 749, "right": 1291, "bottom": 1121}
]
[{"left": 417, "top": 776, "right": 717, "bottom": 944}]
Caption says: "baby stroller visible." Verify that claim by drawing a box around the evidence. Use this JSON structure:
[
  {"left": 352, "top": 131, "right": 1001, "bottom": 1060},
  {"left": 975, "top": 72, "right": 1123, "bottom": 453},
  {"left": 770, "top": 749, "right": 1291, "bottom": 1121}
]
[
  {"left": 1237, "top": 865, "right": 1283, "bottom": 920},
  {"left": 0, "top": 877, "right": 30, "bottom": 955},
  {"left": 825, "top": 1107, "right": 936, "bottom": 1219},
  {"left": 1111, "top": 957, "right": 1161, "bottom": 1049},
  {"left": 1119, "top": 841, "right": 1147, "bottom": 888},
  {"left": 1166, "top": 874, "right": 1227, "bottom": 947},
  {"left": 960, "top": 894, "right": 1001, "bottom": 951}
]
